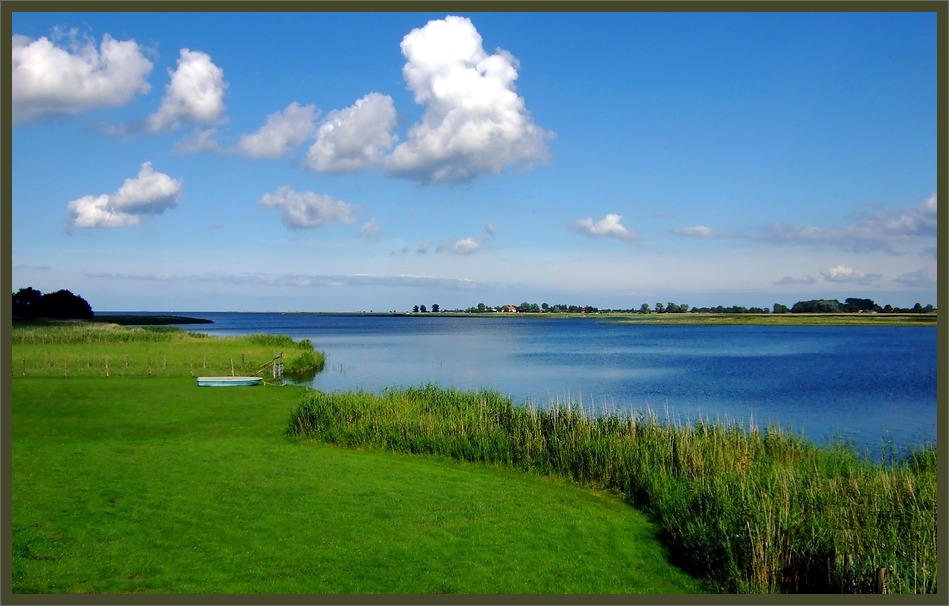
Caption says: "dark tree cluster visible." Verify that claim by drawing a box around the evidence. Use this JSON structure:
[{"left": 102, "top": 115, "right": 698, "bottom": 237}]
[
  {"left": 790, "top": 298, "right": 934, "bottom": 314},
  {"left": 12, "top": 287, "right": 94, "bottom": 320}
]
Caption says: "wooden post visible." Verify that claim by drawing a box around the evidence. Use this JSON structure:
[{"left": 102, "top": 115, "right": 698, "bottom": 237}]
[
  {"left": 104, "top": 357, "right": 110, "bottom": 377},
  {"left": 22, "top": 358, "right": 26, "bottom": 376},
  {"left": 230, "top": 359, "right": 235, "bottom": 376},
  {"left": 876, "top": 568, "right": 887, "bottom": 594}
]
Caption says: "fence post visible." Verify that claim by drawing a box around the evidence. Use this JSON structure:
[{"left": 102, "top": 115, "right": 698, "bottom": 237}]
[
  {"left": 230, "top": 359, "right": 235, "bottom": 376},
  {"left": 876, "top": 568, "right": 887, "bottom": 594}
]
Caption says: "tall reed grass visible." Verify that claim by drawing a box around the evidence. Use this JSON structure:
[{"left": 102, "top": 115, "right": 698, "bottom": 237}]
[{"left": 287, "top": 384, "right": 938, "bottom": 594}]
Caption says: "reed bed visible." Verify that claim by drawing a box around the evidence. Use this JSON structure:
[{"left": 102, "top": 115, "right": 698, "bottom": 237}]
[
  {"left": 287, "top": 384, "right": 938, "bottom": 594},
  {"left": 12, "top": 323, "right": 324, "bottom": 378}
]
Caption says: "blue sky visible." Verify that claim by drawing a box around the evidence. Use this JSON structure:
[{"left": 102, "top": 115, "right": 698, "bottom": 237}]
[{"left": 9, "top": 9, "right": 939, "bottom": 312}]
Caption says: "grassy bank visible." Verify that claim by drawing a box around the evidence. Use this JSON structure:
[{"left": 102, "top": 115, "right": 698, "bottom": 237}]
[
  {"left": 10, "top": 325, "right": 704, "bottom": 594},
  {"left": 605, "top": 312, "right": 938, "bottom": 326},
  {"left": 288, "top": 385, "right": 938, "bottom": 594},
  {"left": 11, "top": 322, "right": 323, "bottom": 378},
  {"left": 447, "top": 312, "right": 938, "bottom": 326}
]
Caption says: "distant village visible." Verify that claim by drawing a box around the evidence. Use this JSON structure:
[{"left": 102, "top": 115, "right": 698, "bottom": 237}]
[{"left": 409, "top": 298, "right": 936, "bottom": 315}]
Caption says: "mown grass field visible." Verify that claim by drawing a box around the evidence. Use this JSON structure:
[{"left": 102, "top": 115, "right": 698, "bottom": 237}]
[{"left": 9, "top": 324, "right": 705, "bottom": 595}]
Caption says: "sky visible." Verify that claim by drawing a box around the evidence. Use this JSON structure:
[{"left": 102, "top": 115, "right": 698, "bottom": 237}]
[{"left": 8, "top": 8, "right": 940, "bottom": 312}]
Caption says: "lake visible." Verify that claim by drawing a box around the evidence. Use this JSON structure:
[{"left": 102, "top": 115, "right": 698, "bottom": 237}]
[{"left": 154, "top": 312, "right": 937, "bottom": 455}]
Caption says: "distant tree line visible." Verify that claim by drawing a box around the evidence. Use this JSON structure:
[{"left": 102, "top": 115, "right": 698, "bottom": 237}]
[
  {"left": 450, "top": 297, "right": 935, "bottom": 315},
  {"left": 12, "top": 287, "right": 94, "bottom": 320}
]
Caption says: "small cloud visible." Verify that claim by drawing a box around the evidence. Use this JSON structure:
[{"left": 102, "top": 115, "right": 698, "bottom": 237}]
[
  {"left": 237, "top": 102, "right": 318, "bottom": 158},
  {"left": 307, "top": 93, "right": 397, "bottom": 172},
  {"left": 417, "top": 242, "right": 429, "bottom": 254},
  {"left": 12, "top": 29, "right": 153, "bottom": 125},
  {"left": 437, "top": 236, "right": 483, "bottom": 255},
  {"left": 146, "top": 48, "right": 227, "bottom": 133},
  {"left": 819, "top": 264, "right": 882, "bottom": 285},
  {"left": 485, "top": 223, "right": 498, "bottom": 237},
  {"left": 774, "top": 275, "right": 817, "bottom": 285},
  {"left": 67, "top": 161, "right": 182, "bottom": 230},
  {"left": 259, "top": 186, "right": 356, "bottom": 229},
  {"left": 385, "top": 15, "right": 553, "bottom": 184},
  {"left": 571, "top": 213, "right": 639, "bottom": 242},
  {"left": 672, "top": 225, "right": 735, "bottom": 238},
  {"left": 359, "top": 219, "right": 381, "bottom": 240},
  {"left": 893, "top": 269, "right": 936, "bottom": 289},
  {"left": 173, "top": 127, "right": 221, "bottom": 154}
]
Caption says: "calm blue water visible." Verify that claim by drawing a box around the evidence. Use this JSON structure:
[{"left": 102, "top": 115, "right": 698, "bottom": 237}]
[{"left": 138, "top": 312, "right": 939, "bottom": 454}]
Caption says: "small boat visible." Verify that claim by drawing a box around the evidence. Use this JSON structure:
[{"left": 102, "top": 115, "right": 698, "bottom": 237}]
[{"left": 196, "top": 376, "right": 263, "bottom": 387}]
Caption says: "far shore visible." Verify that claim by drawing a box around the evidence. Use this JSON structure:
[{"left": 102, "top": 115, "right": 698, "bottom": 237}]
[{"left": 74, "top": 310, "right": 939, "bottom": 327}]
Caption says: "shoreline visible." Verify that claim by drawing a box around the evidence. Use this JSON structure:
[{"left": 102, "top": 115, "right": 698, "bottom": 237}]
[{"left": 95, "top": 310, "right": 938, "bottom": 327}]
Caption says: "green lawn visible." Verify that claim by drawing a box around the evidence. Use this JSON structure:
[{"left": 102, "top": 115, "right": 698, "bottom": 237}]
[{"left": 10, "top": 376, "right": 706, "bottom": 595}]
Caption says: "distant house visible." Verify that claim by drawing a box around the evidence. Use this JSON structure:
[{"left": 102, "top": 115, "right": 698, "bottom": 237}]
[{"left": 501, "top": 305, "right": 518, "bottom": 313}]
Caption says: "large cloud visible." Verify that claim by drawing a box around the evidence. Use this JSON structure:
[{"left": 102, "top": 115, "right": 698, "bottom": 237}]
[
  {"left": 385, "top": 15, "right": 552, "bottom": 184},
  {"left": 12, "top": 30, "right": 153, "bottom": 125},
  {"left": 147, "top": 49, "right": 227, "bottom": 133},
  {"left": 572, "top": 214, "right": 639, "bottom": 242},
  {"left": 259, "top": 186, "right": 356, "bottom": 229},
  {"left": 307, "top": 93, "right": 398, "bottom": 171},
  {"left": 67, "top": 162, "right": 182, "bottom": 229},
  {"left": 237, "top": 102, "right": 318, "bottom": 158}
]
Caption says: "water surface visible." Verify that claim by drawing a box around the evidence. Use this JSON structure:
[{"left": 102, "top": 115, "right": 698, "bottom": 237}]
[{"left": 156, "top": 312, "right": 937, "bottom": 454}]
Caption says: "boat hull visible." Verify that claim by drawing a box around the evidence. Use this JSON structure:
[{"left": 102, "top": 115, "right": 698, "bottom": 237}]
[{"left": 196, "top": 376, "right": 262, "bottom": 387}]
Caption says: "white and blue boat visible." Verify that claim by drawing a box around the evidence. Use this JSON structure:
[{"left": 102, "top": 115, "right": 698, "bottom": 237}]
[{"left": 196, "top": 376, "right": 263, "bottom": 387}]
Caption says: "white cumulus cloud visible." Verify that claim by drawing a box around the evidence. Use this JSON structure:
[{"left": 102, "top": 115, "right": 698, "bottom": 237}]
[
  {"left": 237, "top": 102, "right": 318, "bottom": 158},
  {"left": 437, "top": 236, "right": 483, "bottom": 255},
  {"left": 819, "top": 264, "right": 882, "bottom": 285},
  {"left": 572, "top": 214, "right": 639, "bottom": 242},
  {"left": 147, "top": 49, "right": 227, "bottom": 133},
  {"left": 307, "top": 93, "right": 398, "bottom": 172},
  {"left": 67, "top": 162, "right": 182, "bottom": 229},
  {"left": 385, "top": 15, "right": 553, "bottom": 184},
  {"left": 259, "top": 186, "right": 356, "bottom": 229},
  {"left": 12, "top": 30, "right": 153, "bottom": 125}
]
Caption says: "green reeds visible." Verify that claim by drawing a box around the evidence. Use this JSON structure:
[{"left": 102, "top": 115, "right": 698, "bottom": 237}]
[{"left": 287, "top": 384, "right": 938, "bottom": 594}]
